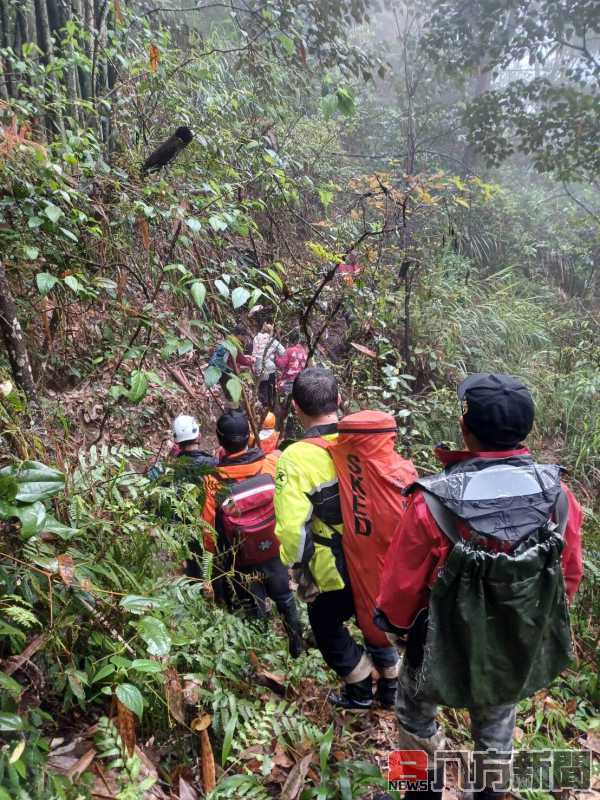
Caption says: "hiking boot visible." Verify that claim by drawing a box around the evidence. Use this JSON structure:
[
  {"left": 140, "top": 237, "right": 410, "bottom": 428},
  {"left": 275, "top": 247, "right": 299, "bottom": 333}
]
[
  {"left": 375, "top": 676, "right": 397, "bottom": 709},
  {"left": 329, "top": 675, "right": 373, "bottom": 710},
  {"left": 286, "top": 628, "right": 305, "bottom": 659}
]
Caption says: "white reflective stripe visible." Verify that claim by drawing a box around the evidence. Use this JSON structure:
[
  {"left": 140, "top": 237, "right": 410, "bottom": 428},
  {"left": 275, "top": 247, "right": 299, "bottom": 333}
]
[
  {"left": 296, "top": 477, "right": 339, "bottom": 563},
  {"left": 308, "top": 477, "right": 339, "bottom": 496},
  {"left": 462, "top": 465, "right": 542, "bottom": 501},
  {"left": 223, "top": 483, "right": 273, "bottom": 505}
]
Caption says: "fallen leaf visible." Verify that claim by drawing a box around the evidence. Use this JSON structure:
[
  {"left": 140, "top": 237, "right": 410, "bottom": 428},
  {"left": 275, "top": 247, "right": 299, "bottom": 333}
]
[
  {"left": 116, "top": 699, "right": 136, "bottom": 757},
  {"left": 273, "top": 743, "right": 293, "bottom": 769},
  {"left": 137, "top": 217, "right": 150, "bottom": 251},
  {"left": 178, "top": 776, "right": 198, "bottom": 800},
  {"left": 280, "top": 752, "right": 313, "bottom": 800},
  {"left": 165, "top": 667, "right": 185, "bottom": 725},
  {"left": 248, "top": 651, "right": 260, "bottom": 668},
  {"left": 65, "top": 747, "right": 96, "bottom": 779},
  {"left": 350, "top": 342, "right": 378, "bottom": 359},
  {"left": 57, "top": 554, "right": 75, "bottom": 586},
  {"left": 199, "top": 729, "right": 216, "bottom": 792},
  {"left": 255, "top": 670, "right": 286, "bottom": 697}
]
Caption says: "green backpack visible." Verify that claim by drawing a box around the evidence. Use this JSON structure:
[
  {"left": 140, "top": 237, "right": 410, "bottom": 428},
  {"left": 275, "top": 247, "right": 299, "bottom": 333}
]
[{"left": 412, "top": 491, "right": 573, "bottom": 708}]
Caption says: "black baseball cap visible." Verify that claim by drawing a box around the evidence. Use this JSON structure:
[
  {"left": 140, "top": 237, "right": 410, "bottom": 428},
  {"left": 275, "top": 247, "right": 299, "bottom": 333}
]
[
  {"left": 216, "top": 409, "right": 250, "bottom": 444},
  {"left": 458, "top": 373, "right": 534, "bottom": 447}
]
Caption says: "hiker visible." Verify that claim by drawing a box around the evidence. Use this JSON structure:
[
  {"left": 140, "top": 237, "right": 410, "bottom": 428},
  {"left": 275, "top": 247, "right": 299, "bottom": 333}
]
[
  {"left": 336, "top": 249, "right": 362, "bottom": 286},
  {"left": 209, "top": 325, "right": 253, "bottom": 402},
  {"left": 374, "top": 373, "right": 584, "bottom": 800},
  {"left": 146, "top": 414, "right": 216, "bottom": 481},
  {"left": 252, "top": 322, "right": 284, "bottom": 409},
  {"left": 275, "top": 330, "right": 308, "bottom": 398},
  {"left": 274, "top": 367, "right": 417, "bottom": 709},
  {"left": 201, "top": 409, "right": 304, "bottom": 657},
  {"left": 257, "top": 411, "right": 280, "bottom": 454},
  {"left": 170, "top": 415, "right": 216, "bottom": 468}
]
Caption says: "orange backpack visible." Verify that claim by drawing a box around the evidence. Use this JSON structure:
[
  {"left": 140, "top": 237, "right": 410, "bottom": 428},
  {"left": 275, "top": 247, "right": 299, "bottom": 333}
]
[{"left": 308, "top": 410, "right": 417, "bottom": 647}]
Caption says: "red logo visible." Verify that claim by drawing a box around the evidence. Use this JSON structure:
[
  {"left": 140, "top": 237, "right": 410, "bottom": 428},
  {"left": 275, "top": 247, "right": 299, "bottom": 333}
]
[{"left": 388, "top": 750, "right": 429, "bottom": 782}]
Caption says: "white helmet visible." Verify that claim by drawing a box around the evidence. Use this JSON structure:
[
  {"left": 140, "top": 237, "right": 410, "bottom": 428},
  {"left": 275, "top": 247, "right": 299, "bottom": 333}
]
[{"left": 172, "top": 414, "right": 199, "bottom": 444}]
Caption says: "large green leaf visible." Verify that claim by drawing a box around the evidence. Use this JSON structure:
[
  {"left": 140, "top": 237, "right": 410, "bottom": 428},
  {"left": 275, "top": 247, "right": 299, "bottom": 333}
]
[
  {"left": 0, "top": 475, "right": 18, "bottom": 503},
  {"left": 208, "top": 215, "right": 228, "bottom": 232},
  {"left": 0, "top": 671, "right": 23, "bottom": 700},
  {"left": 231, "top": 287, "right": 251, "bottom": 309},
  {"left": 115, "top": 683, "right": 144, "bottom": 719},
  {"left": 0, "top": 713, "right": 24, "bottom": 731},
  {"left": 43, "top": 203, "right": 63, "bottom": 223},
  {"left": 128, "top": 371, "right": 149, "bottom": 403},
  {"left": 137, "top": 616, "right": 171, "bottom": 656},
  {"left": 0, "top": 462, "right": 65, "bottom": 503},
  {"left": 226, "top": 377, "right": 242, "bottom": 404},
  {"left": 15, "top": 501, "right": 46, "bottom": 539},
  {"left": 42, "top": 515, "right": 79, "bottom": 540},
  {"left": 203, "top": 365, "right": 222, "bottom": 389},
  {"left": 190, "top": 281, "right": 206, "bottom": 309},
  {"left": 214, "top": 279, "right": 229, "bottom": 297},
  {"left": 131, "top": 659, "right": 164, "bottom": 674},
  {"left": 120, "top": 595, "right": 168, "bottom": 615},
  {"left": 36, "top": 272, "right": 59, "bottom": 296}
]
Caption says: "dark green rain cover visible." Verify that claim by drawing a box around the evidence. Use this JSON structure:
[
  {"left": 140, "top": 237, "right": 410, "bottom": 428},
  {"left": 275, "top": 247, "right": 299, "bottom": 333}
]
[{"left": 413, "top": 527, "right": 574, "bottom": 708}]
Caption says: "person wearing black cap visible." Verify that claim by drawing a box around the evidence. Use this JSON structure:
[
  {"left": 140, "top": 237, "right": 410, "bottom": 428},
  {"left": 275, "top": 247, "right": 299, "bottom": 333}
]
[
  {"left": 199, "top": 409, "right": 304, "bottom": 658},
  {"left": 374, "top": 373, "right": 584, "bottom": 800}
]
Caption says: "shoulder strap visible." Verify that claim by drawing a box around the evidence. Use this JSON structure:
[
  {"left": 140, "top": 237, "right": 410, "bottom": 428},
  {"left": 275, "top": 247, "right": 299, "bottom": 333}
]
[
  {"left": 553, "top": 489, "right": 569, "bottom": 538},
  {"left": 303, "top": 436, "right": 332, "bottom": 451},
  {"left": 421, "top": 492, "right": 460, "bottom": 545}
]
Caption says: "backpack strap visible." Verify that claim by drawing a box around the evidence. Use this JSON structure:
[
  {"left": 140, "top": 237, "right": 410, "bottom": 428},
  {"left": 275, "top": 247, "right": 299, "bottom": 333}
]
[
  {"left": 421, "top": 492, "right": 460, "bottom": 545},
  {"left": 552, "top": 488, "right": 569, "bottom": 539}
]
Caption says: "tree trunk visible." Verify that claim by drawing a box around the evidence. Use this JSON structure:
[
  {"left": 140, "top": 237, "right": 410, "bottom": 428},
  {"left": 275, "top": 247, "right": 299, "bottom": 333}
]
[
  {"left": 462, "top": 66, "right": 492, "bottom": 176},
  {"left": 0, "top": 262, "right": 39, "bottom": 409},
  {"left": 0, "top": 0, "right": 15, "bottom": 98},
  {"left": 33, "top": 0, "right": 65, "bottom": 137},
  {"left": 15, "top": 1, "right": 30, "bottom": 54},
  {"left": 93, "top": 0, "right": 109, "bottom": 141},
  {"left": 57, "top": 0, "right": 81, "bottom": 121},
  {"left": 79, "top": 0, "right": 93, "bottom": 101}
]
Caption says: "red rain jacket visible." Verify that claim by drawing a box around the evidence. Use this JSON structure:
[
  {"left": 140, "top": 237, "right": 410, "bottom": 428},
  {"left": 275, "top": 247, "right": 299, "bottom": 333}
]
[{"left": 376, "top": 447, "right": 584, "bottom": 633}]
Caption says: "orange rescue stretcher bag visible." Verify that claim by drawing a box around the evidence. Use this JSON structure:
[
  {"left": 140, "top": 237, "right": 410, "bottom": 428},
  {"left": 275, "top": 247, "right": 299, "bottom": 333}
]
[{"left": 308, "top": 410, "right": 417, "bottom": 647}]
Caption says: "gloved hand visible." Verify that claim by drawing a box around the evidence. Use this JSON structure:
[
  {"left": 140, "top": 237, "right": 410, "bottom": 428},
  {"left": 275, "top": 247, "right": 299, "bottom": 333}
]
[{"left": 291, "top": 564, "right": 319, "bottom": 603}]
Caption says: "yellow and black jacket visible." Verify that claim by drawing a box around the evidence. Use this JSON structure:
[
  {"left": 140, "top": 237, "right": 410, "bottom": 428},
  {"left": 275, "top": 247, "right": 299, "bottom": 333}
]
[{"left": 274, "top": 424, "right": 348, "bottom": 593}]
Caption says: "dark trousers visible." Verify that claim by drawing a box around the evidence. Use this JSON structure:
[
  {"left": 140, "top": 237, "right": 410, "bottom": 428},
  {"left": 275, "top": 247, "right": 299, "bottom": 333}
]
[
  {"left": 258, "top": 373, "right": 276, "bottom": 409},
  {"left": 308, "top": 586, "right": 398, "bottom": 678},
  {"left": 238, "top": 557, "right": 300, "bottom": 632}
]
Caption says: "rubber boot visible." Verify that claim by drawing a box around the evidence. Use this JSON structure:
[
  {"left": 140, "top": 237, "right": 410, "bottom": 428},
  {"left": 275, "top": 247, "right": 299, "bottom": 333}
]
[
  {"left": 285, "top": 623, "right": 305, "bottom": 659},
  {"left": 329, "top": 674, "right": 374, "bottom": 710},
  {"left": 376, "top": 676, "right": 397, "bottom": 709}
]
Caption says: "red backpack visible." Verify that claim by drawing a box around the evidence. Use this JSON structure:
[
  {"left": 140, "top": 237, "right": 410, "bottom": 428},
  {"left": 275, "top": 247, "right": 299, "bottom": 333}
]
[
  {"left": 308, "top": 410, "right": 417, "bottom": 647},
  {"left": 219, "top": 473, "right": 280, "bottom": 568}
]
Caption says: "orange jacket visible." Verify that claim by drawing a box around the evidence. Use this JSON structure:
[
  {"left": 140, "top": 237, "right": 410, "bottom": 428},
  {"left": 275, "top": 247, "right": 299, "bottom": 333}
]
[{"left": 201, "top": 447, "right": 279, "bottom": 551}]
